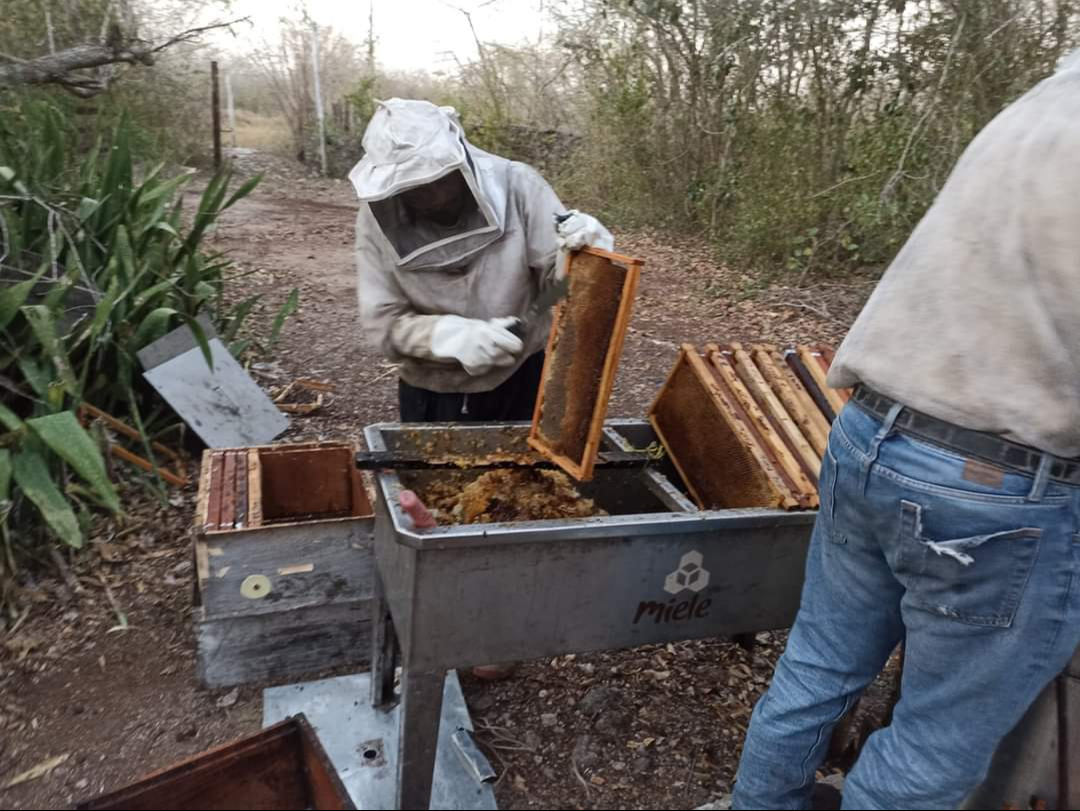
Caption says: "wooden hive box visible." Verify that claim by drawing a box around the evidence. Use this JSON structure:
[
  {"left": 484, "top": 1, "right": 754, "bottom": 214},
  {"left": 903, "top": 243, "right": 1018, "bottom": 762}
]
[
  {"left": 649, "top": 343, "right": 849, "bottom": 511},
  {"left": 76, "top": 715, "right": 354, "bottom": 810},
  {"left": 194, "top": 442, "right": 375, "bottom": 688},
  {"left": 529, "top": 246, "right": 643, "bottom": 480}
]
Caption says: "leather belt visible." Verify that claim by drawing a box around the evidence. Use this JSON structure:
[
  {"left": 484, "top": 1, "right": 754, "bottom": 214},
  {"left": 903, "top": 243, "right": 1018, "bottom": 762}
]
[{"left": 851, "top": 385, "right": 1080, "bottom": 486}]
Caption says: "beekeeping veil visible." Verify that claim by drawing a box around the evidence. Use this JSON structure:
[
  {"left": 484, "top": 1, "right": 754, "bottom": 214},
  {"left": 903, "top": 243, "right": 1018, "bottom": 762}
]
[{"left": 349, "top": 99, "right": 507, "bottom": 271}]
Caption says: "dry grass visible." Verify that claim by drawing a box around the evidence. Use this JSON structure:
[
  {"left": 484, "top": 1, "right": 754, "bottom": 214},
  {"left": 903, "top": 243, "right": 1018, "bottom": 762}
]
[{"left": 231, "top": 109, "right": 292, "bottom": 154}]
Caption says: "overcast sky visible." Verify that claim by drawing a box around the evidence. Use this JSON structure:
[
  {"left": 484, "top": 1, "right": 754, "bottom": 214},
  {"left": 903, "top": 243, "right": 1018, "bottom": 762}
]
[{"left": 212, "top": 0, "right": 552, "bottom": 73}]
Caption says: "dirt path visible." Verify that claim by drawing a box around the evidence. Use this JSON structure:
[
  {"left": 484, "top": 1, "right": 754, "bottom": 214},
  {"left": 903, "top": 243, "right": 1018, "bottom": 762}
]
[{"left": 0, "top": 153, "right": 872, "bottom": 810}]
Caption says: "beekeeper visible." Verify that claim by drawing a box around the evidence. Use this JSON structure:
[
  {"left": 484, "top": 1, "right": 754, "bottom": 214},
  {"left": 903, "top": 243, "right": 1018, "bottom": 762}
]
[
  {"left": 351, "top": 99, "right": 612, "bottom": 422},
  {"left": 731, "top": 50, "right": 1080, "bottom": 810}
]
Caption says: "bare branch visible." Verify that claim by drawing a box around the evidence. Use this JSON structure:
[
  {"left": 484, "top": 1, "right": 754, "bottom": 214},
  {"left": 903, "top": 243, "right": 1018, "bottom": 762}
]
[
  {"left": 0, "top": 43, "right": 155, "bottom": 88},
  {"left": 0, "top": 18, "right": 248, "bottom": 97}
]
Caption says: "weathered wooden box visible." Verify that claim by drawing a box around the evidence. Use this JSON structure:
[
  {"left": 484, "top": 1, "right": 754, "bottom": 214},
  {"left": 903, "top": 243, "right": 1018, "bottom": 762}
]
[
  {"left": 76, "top": 715, "right": 354, "bottom": 810},
  {"left": 194, "top": 442, "right": 375, "bottom": 688}
]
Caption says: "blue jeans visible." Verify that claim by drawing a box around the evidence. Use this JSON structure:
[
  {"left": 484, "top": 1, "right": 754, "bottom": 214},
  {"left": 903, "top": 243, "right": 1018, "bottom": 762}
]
[{"left": 733, "top": 403, "right": 1080, "bottom": 810}]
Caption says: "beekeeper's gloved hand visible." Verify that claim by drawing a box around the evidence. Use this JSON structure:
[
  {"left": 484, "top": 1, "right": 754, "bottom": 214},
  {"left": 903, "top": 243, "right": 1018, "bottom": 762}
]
[
  {"left": 555, "top": 210, "right": 614, "bottom": 281},
  {"left": 430, "top": 315, "right": 523, "bottom": 376}
]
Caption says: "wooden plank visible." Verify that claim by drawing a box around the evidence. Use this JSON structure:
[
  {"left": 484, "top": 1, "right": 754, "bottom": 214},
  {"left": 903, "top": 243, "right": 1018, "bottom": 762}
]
[
  {"left": 259, "top": 446, "right": 354, "bottom": 522},
  {"left": 234, "top": 448, "right": 249, "bottom": 529},
  {"left": 297, "top": 715, "right": 356, "bottom": 811},
  {"left": 77, "top": 724, "right": 309, "bottom": 811},
  {"left": 580, "top": 255, "right": 641, "bottom": 480},
  {"left": 196, "top": 451, "right": 213, "bottom": 531},
  {"left": 799, "top": 346, "right": 847, "bottom": 415},
  {"left": 221, "top": 450, "right": 238, "bottom": 530},
  {"left": 730, "top": 346, "right": 822, "bottom": 479},
  {"left": 207, "top": 452, "right": 226, "bottom": 532},
  {"left": 247, "top": 449, "right": 263, "bottom": 529},
  {"left": 706, "top": 347, "right": 816, "bottom": 507},
  {"left": 785, "top": 349, "right": 837, "bottom": 423},
  {"left": 349, "top": 452, "right": 374, "bottom": 518},
  {"left": 198, "top": 519, "right": 374, "bottom": 620},
  {"left": 814, "top": 343, "right": 851, "bottom": 402},
  {"left": 196, "top": 600, "right": 371, "bottom": 689},
  {"left": 648, "top": 346, "right": 797, "bottom": 510},
  {"left": 760, "top": 347, "right": 832, "bottom": 448},
  {"left": 529, "top": 247, "right": 643, "bottom": 481},
  {"left": 646, "top": 349, "right": 708, "bottom": 507},
  {"left": 195, "top": 540, "right": 210, "bottom": 602}
]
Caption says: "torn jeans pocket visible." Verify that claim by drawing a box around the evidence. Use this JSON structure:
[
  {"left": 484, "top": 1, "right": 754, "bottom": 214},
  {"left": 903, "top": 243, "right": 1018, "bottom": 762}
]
[{"left": 900, "top": 500, "right": 1042, "bottom": 628}]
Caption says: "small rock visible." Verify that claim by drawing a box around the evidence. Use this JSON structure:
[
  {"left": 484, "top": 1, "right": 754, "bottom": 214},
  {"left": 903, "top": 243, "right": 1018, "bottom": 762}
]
[
  {"left": 572, "top": 735, "right": 598, "bottom": 768},
  {"left": 75, "top": 779, "right": 89, "bottom": 791},
  {"left": 595, "top": 709, "right": 632, "bottom": 736},
  {"left": 471, "top": 694, "right": 495, "bottom": 713},
  {"left": 175, "top": 725, "right": 197, "bottom": 742},
  {"left": 613, "top": 761, "right": 626, "bottom": 771},
  {"left": 540, "top": 713, "right": 558, "bottom": 728},
  {"left": 538, "top": 689, "right": 548, "bottom": 699},
  {"left": 577, "top": 685, "right": 618, "bottom": 717},
  {"left": 524, "top": 730, "right": 542, "bottom": 750},
  {"left": 632, "top": 756, "right": 653, "bottom": 772},
  {"left": 696, "top": 799, "right": 732, "bottom": 811},
  {"left": 172, "top": 560, "right": 193, "bottom": 576},
  {"left": 216, "top": 689, "right": 239, "bottom": 708}
]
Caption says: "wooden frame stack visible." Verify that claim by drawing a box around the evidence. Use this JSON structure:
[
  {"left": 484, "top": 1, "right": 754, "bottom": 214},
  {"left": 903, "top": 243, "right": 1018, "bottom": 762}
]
[
  {"left": 198, "top": 442, "right": 371, "bottom": 533},
  {"left": 529, "top": 246, "right": 643, "bottom": 480},
  {"left": 649, "top": 343, "right": 850, "bottom": 511}
]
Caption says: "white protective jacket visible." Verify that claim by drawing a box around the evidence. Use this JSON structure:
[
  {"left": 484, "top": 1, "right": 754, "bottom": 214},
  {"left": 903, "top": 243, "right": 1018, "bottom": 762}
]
[
  {"left": 351, "top": 99, "right": 564, "bottom": 393},
  {"left": 829, "top": 51, "right": 1080, "bottom": 456}
]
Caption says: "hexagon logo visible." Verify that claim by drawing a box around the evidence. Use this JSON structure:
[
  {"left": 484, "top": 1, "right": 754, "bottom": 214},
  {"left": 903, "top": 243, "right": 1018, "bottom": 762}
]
[{"left": 664, "top": 550, "right": 710, "bottom": 595}]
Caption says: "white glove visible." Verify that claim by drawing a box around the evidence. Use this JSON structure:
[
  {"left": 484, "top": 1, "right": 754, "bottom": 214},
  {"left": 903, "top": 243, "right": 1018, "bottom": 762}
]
[
  {"left": 430, "top": 315, "right": 523, "bottom": 376},
  {"left": 554, "top": 210, "right": 614, "bottom": 280}
]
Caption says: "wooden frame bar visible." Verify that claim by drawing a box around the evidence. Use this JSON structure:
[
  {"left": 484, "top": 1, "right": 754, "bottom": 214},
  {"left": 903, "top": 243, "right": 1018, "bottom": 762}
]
[
  {"left": 529, "top": 246, "right": 643, "bottom": 480},
  {"left": 755, "top": 347, "right": 831, "bottom": 456},
  {"left": 706, "top": 345, "right": 817, "bottom": 506},
  {"left": 721, "top": 344, "right": 822, "bottom": 482},
  {"left": 798, "top": 346, "right": 848, "bottom": 414}
]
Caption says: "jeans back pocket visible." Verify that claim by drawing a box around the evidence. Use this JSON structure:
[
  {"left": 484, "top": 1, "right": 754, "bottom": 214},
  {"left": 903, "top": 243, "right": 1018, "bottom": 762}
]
[{"left": 899, "top": 500, "right": 1042, "bottom": 628}]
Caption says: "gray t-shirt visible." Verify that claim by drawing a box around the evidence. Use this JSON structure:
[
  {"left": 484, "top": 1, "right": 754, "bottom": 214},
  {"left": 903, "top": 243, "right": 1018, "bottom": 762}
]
[{"left": 829, "top": 64, "right": 1080, "bottom": 458}]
